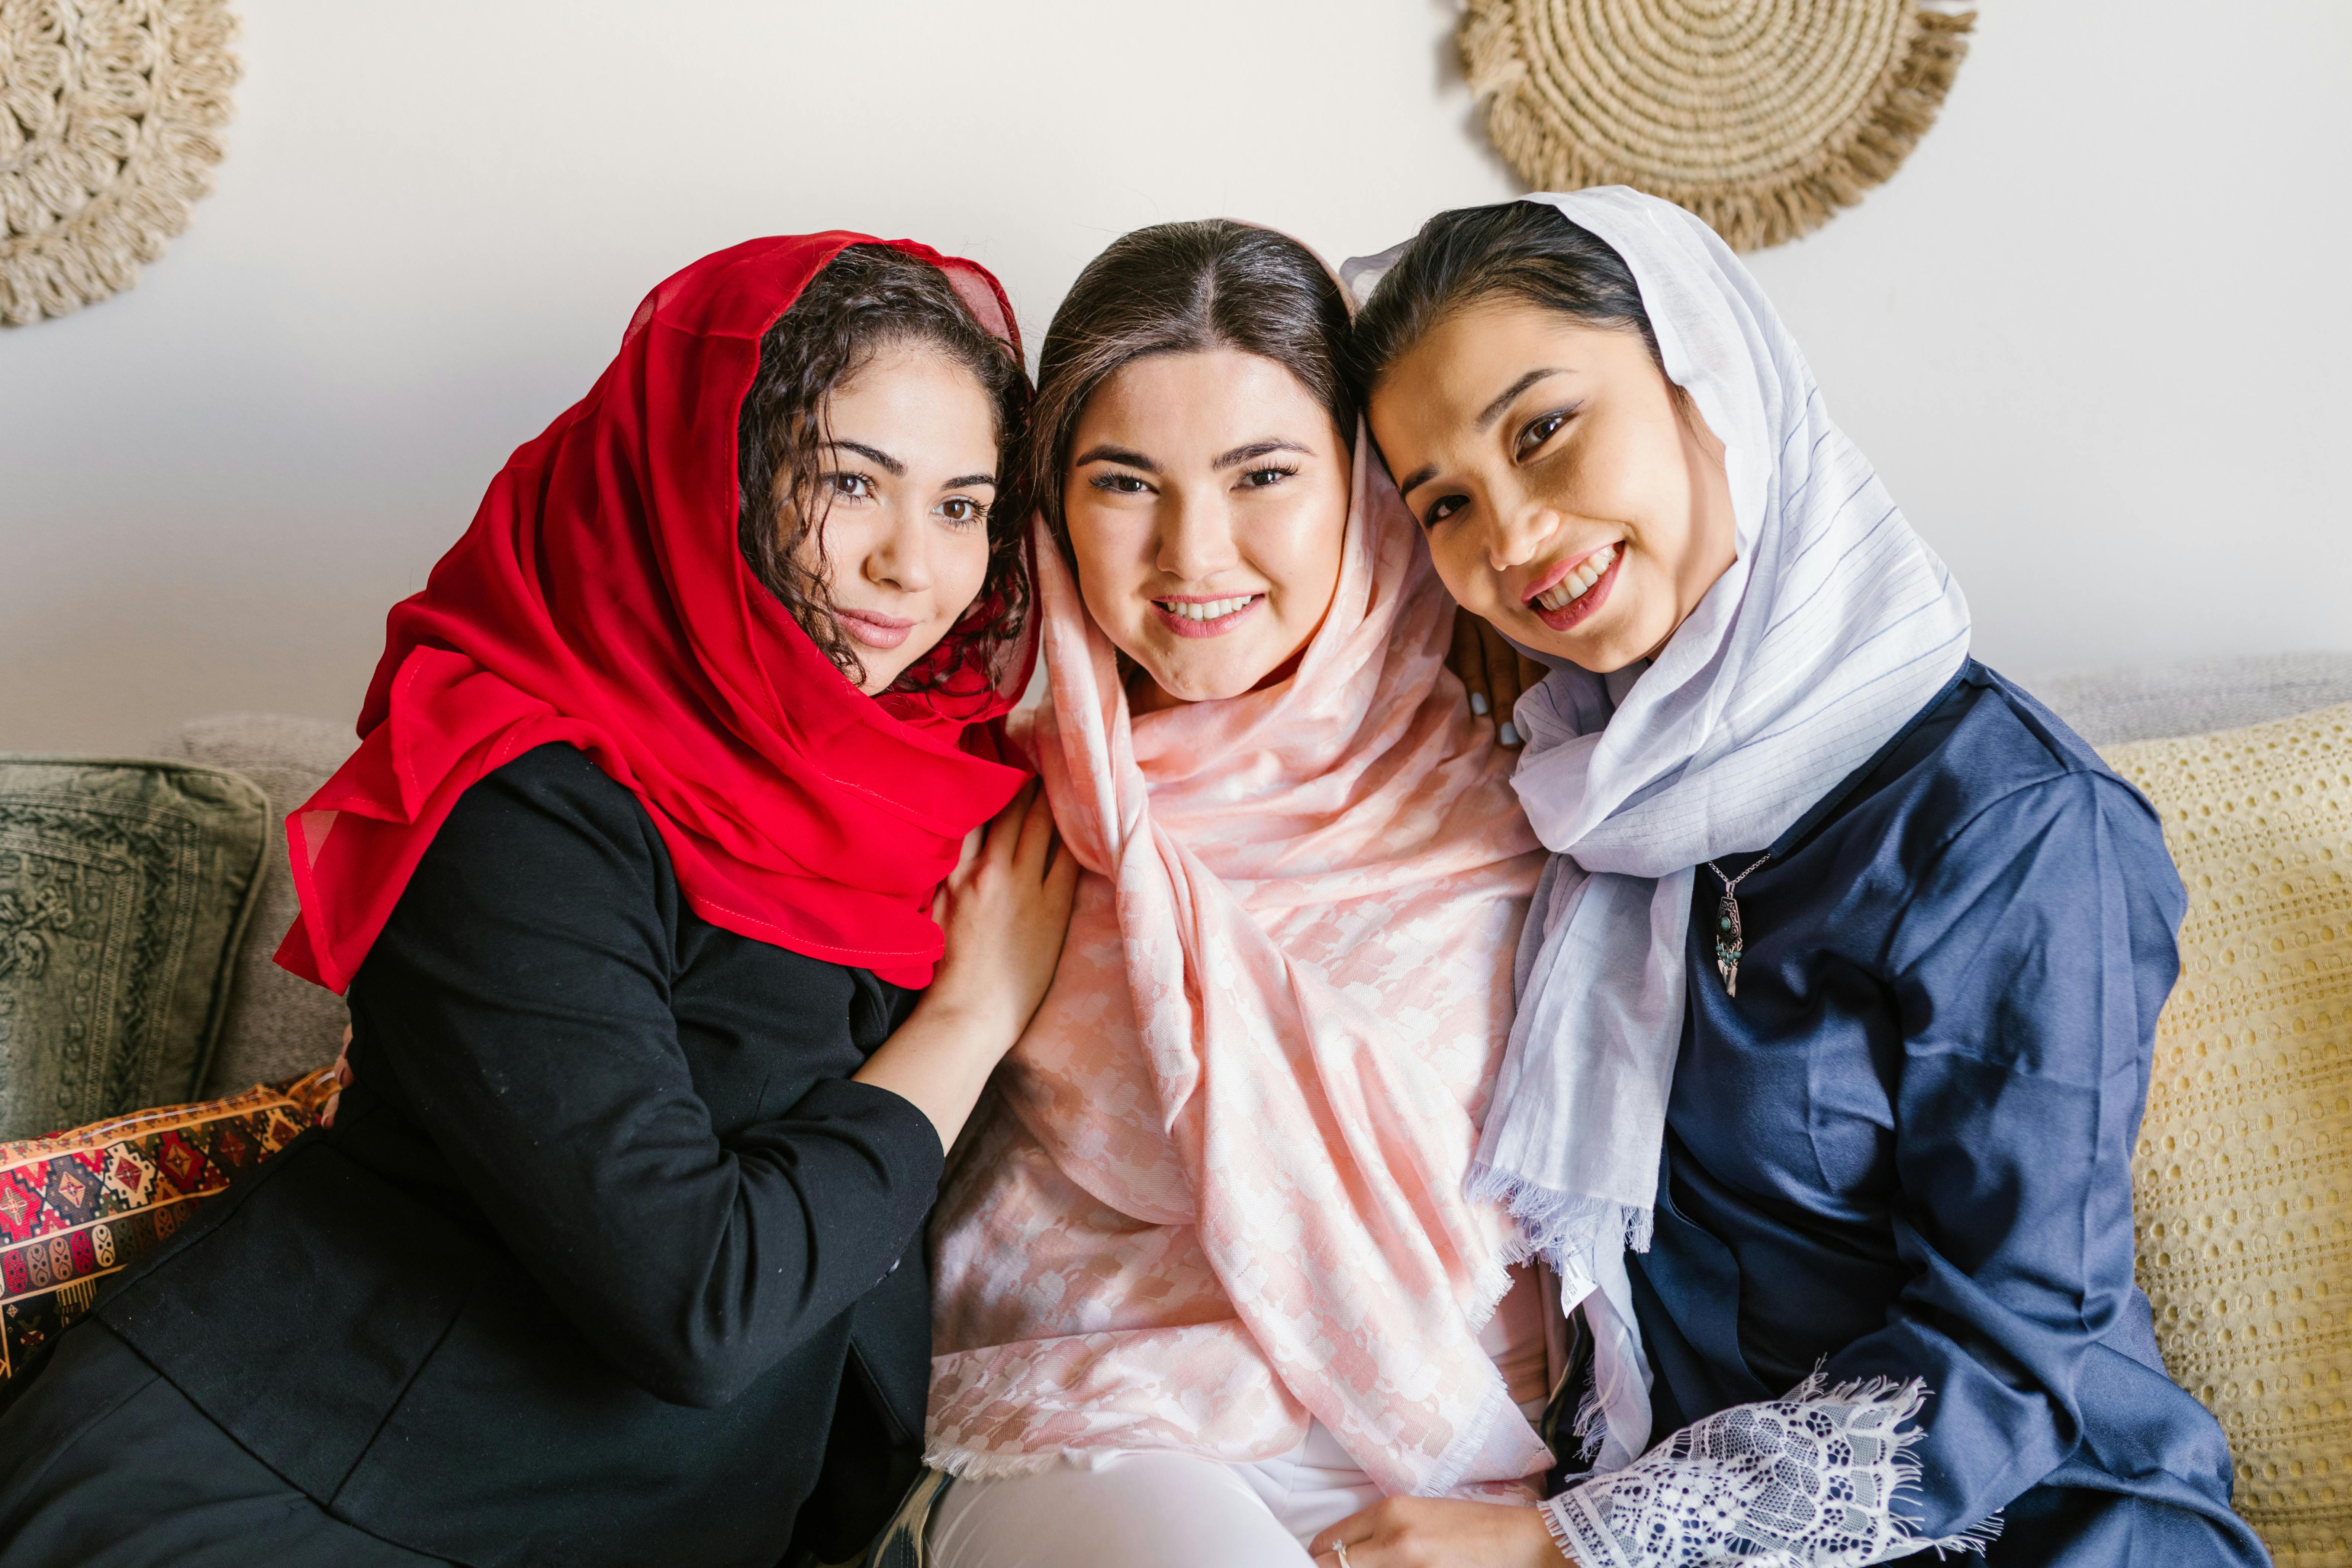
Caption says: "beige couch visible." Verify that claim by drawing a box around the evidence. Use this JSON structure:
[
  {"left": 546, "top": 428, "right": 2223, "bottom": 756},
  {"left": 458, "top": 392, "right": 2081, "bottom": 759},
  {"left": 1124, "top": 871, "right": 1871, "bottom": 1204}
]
[{"left": 87, "top": 650, "right": 2352, "bottom": 1564}]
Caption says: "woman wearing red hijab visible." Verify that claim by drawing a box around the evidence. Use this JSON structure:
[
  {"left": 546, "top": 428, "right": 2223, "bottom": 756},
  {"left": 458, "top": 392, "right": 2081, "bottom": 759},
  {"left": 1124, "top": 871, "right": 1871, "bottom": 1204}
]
[{"left": 0, "top": 236, "right": 1077, "bottom": 1568}]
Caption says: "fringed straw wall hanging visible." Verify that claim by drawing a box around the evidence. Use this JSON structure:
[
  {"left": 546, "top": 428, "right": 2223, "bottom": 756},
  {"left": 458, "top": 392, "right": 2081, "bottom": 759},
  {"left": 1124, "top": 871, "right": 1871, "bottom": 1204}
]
[
  {"left": 0, "top": 0, "right": 241, "bottom": 325},
  {"left": 1461, "top": 0, "right": 1974, "bottom": 251}
]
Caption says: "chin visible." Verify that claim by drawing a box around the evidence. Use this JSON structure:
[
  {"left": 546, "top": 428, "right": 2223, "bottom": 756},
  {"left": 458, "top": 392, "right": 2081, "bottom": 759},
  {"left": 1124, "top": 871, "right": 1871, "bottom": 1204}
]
[
  {"left": 1565, "top": 632, "right": 1664, "bottom": 677},
  {"left": 1512, "top": 629, "right": 1625, "bottom": 676},
  {"left": 1572, "top": 649, "right": 1638, "bottom": 676},
  {"left": 852, "top": 644, "right": 930, "bottom": 696},
  {"left": 1135, "top": 650, "right": 1267, "bottom": 704},
  {"left": 1158, "top": 667, "right": 1255, "bottom": 703}
]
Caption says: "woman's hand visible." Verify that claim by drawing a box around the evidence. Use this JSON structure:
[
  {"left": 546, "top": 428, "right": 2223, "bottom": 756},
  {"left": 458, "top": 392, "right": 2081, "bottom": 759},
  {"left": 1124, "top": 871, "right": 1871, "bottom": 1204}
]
[
  {"left": 1447, "top": 606, "right": 1548, "bottom": 748},
  {"left": 852, "top": 780, "right": 1079, "bottom": 1148},
  {"left": 321, "top": 1024, "right": 354, "bottom": 1127},
  {"left": 924, "top": 780, "right": 1079, "bottom": 1043},
  {"left": 1310, "top": 1497, "right": 1571, "bottom": 1568}
]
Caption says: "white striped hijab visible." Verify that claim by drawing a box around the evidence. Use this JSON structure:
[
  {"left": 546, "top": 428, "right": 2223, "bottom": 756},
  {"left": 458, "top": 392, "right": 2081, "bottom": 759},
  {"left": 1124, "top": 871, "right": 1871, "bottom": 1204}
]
[{"left": 1356, "top": 187, "right": 1972, "bottom": 1467}]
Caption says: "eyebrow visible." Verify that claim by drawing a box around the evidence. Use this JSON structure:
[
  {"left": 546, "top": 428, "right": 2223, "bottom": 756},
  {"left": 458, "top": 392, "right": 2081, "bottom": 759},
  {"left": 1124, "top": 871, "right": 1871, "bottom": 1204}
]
[
  {"left": 1213, "top": 438, "right": 1314, "bottom": 469},
  {"left": 1071, "top": 442, "right": 1157, "bottom": 473},
  {"left": 1394, "top": 368, "right": 1568, "bottom": 498},
  {"left": 1071, "top": 438, "right": 1314, "bottom": 475},
  {"left": 826, "top": 440, "right": 993, "bottom": 491},
  {"left": 1479, "top": 368, "right": 1564, "bottom": 429},
  {"left": 1395, "top": 461, "right": 1440, "bottom": 499},
  {"left": 823, "top": 439, "right": 904, "bottom": 477}
]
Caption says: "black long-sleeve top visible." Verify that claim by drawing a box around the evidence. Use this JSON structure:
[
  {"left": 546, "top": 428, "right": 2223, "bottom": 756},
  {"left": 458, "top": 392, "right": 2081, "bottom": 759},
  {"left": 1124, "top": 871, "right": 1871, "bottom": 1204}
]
[{"left": 98, "top": 743, "right": 946, "bottom": 1568}]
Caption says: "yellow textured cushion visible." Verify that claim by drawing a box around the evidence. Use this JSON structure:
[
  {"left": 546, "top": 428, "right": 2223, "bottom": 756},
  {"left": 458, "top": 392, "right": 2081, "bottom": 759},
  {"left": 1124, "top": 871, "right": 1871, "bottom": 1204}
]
[{"left": 2103, "top": 701, "right": 2352, "bottom": 1565}]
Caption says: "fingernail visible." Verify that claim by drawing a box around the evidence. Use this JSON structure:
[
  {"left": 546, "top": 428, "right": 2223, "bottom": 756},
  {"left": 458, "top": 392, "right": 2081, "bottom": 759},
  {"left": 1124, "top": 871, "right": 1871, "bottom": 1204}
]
[
  {"left": 1469, "top": 693, "right": 1490, "bottom": 716},
  {"left": 1499, "top": 721, "right": 1522, "bottom": 747}
]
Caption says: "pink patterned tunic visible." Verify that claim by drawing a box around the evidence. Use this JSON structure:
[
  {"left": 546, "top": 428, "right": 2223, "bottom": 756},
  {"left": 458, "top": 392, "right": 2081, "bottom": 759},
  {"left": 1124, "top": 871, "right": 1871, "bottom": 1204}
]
[{"left": 927, "top": 442, "right": 1553, "bottom": 1498}]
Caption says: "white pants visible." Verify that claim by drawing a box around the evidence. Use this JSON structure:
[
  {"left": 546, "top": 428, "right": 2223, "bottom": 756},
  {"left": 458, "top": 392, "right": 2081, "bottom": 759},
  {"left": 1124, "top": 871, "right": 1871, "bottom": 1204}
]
[{"left": 928, "top": 1423, "right": 1382, "bottom": 1568}]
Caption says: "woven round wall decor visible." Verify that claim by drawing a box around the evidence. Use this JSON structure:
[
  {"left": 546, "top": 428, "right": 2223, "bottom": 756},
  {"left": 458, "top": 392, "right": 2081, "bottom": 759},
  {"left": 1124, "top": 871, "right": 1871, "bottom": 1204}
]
[
  {"left": 0, "top": 0, "right": 240, "bottom": 326},
  {"left": 1461, "top": 0, "right": 1974, "bottom": 251}
]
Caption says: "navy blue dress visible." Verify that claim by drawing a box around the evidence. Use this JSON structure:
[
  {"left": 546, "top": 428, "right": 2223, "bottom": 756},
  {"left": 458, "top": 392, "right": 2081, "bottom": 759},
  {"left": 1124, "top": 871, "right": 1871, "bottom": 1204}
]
[{"left": 1626, "top": 661, "right": 2268, "bottom": 1565}]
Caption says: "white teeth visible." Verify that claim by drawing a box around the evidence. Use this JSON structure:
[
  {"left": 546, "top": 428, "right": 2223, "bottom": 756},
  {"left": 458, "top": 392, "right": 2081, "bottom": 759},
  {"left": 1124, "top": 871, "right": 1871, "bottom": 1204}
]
[
  {"left": 1162, "top": 595, "right": 1256, "bottom": 621},
  {"left": 1532, "top": 545, "right": 1617, "bottom": 613}
]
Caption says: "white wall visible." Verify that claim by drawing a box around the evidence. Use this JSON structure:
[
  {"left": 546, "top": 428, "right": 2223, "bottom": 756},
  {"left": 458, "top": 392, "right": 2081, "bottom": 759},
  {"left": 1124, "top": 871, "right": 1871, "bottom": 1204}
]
[{"left": 3, "top": 0, "right": 2346, "bottom": 752}]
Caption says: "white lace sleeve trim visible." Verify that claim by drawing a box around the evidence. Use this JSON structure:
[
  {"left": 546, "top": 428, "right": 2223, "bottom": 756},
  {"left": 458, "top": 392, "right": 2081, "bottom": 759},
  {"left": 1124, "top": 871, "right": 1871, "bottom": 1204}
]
[{"left": 1536, "top": 1375, "right": 2002, "bottom": 1567}]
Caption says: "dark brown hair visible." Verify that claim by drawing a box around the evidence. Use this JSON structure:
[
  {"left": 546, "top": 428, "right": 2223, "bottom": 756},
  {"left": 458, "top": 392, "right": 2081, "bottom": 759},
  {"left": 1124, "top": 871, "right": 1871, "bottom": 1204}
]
[
  {"left": 736, "top": 243, "right": 1032, "bottom": 689},
  {"left": 1026, "top": 220, "right": 1356, "bottom": 557},
  {"left": 1349, "top": 201, "right": 1662, "bottom": 400}
]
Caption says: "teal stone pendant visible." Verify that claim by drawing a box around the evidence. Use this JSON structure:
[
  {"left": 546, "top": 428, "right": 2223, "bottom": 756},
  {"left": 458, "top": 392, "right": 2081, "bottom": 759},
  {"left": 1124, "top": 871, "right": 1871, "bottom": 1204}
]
[
  {"left": 1714, "top": 890, "right": 1745, "bottom": 997},
  {"left": 1705, "top": 852, "right": 1771, "bottom": 998}
]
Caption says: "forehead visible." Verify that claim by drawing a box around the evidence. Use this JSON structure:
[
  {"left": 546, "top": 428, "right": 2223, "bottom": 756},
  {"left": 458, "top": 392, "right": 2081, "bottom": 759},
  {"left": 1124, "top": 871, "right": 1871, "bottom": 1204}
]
[
  {"left": 828, "top": 342, "right": 997, "bottom": 438},
  {"left": 1374, "top": 302, "right": 1653, "bottom": 433},
  {"left": 1076, "top": 348, "right": 1329, "bottom": 448}
]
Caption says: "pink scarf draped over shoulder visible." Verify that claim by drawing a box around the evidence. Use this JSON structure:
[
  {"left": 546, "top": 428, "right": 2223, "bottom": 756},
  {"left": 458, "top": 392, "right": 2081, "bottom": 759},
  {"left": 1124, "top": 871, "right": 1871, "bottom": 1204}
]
[{"left": 926, "top": 438, "right": 1554, "bottom": 1497}]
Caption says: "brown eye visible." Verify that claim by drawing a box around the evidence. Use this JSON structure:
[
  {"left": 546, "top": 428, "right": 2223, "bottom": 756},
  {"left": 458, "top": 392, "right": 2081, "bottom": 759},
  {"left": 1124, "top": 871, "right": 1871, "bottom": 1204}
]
[
  {"left": 1090, "top": 473, "right": 1149, "bottom": 495},
  {"left": 1515, "top": 408, "right": 1574, "bottom": 460},
  {"left": 1423, "top": 495, "right": 1469, "bottom": 529}
]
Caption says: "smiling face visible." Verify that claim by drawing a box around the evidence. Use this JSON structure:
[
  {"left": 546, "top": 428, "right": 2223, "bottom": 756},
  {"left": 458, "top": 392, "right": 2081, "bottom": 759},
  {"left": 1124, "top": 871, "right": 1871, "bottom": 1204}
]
[
  {"left": 1369, "top": 299, "right": 1737, "bottom": 674},
  {"left": 785, "top": 339, "right": 1002, "bottom": 694},
  {"left": 1062, "top": 347, "right": 1350, "bottom": 710}
]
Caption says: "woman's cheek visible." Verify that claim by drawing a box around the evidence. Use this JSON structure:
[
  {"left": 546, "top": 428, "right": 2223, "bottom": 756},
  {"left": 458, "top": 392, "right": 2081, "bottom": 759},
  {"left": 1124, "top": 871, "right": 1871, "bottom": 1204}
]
[
  {"left": 1433, "top": 531, "right": 1504, "bottom": 620},
  {"left": 1629, "top": 551, "right": 1686, "bottom": 653},
  {"left": 951, "top": 534, "right": 992, "bottom": 620},
  {"left": 1289, "top": 502, "right": 1345, "bottom": 616},
  {"left": 1073, "top": 556, "right": 1158, "bottom": 671}
]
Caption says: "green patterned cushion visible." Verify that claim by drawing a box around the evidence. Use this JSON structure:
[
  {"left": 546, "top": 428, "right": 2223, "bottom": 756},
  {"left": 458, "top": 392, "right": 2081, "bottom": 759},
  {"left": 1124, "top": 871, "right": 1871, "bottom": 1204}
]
[{"left": 0, "top": 759, "right": 270, "bottom": 1142}]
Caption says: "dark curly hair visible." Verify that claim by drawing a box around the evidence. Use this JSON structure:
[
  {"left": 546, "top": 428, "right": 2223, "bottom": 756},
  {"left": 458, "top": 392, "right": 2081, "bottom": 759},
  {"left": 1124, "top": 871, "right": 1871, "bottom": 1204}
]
[
  {"left": 736, "top": 243, "right": 1032, "bottom": 690},
  {"left": 1026, "top": 220, "right": 1355, "bottom": 561}
]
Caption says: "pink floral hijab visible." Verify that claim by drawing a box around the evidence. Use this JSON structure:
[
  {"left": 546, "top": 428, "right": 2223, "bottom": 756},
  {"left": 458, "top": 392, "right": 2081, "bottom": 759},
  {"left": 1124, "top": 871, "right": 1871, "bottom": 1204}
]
[{"left": 925, "top": 418, "right": 1554, "bottom": 1497}]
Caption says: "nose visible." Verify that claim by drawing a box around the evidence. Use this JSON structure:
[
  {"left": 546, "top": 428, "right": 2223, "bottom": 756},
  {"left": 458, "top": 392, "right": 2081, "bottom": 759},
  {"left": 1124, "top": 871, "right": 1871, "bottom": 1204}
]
[
  {"left": 1485, "top": 496, "right": 1562, "bottom": 574},
  {"left": 863, "top": 500, "right": 936, "bottom": 596},
  {"left": 1155, "top": 487, "right": 1242, "bottom": 583}
]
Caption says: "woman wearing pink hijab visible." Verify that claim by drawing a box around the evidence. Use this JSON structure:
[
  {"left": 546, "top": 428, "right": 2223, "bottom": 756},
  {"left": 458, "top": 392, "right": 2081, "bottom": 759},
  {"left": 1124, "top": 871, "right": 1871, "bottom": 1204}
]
[{"left": 918, "top": 222, "right": 1557, "bottom": 1567}]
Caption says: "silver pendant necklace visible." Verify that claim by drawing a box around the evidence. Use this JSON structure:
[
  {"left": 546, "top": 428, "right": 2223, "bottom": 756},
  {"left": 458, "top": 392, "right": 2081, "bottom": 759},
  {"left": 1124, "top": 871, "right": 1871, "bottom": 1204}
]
[{"left": 1706, "top": 853, "right": 1772, "bottom": 996}]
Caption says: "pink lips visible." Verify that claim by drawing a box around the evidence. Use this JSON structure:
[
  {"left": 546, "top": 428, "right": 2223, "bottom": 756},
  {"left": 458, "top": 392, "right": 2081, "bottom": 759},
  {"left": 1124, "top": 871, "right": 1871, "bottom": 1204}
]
[
  {"left": 1149, "top": 594, "right": 1265, "bottom": 640},
  {"left": 1525, "top": 544, "right": 1622, "bottom": 635},
  {"left": 835, "top": 608, "right": 917, "bottom": 650}
]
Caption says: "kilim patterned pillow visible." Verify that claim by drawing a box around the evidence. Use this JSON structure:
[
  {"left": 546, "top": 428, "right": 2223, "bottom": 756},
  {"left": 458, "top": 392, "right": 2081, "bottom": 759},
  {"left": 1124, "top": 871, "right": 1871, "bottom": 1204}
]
[
  {"left": 0, "top": 1068, "right": 337, "bottom": 1383},
  {"left": 2102, "top": 701, "right": 2352, "bottom": 1566}
]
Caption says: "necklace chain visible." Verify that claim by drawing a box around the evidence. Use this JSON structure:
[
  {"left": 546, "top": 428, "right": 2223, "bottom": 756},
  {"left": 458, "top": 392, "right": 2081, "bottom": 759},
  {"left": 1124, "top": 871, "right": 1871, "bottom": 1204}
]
[{"left": 1705, "top": 853, "right": 1771, "bottom": 997}]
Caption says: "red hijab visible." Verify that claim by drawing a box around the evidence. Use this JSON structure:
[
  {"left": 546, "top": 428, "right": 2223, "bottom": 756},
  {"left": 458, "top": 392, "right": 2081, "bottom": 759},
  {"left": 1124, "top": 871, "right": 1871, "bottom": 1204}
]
[{"left": 278, "top": 234, "right": 1034, "bottom": 994}]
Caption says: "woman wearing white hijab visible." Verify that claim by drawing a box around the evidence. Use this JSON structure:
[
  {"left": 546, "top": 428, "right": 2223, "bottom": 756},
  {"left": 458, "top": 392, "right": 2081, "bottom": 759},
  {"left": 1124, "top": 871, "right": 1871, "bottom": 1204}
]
[{"left": 1304, "top": 191, "right": 2266, "bottom": 1568}]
